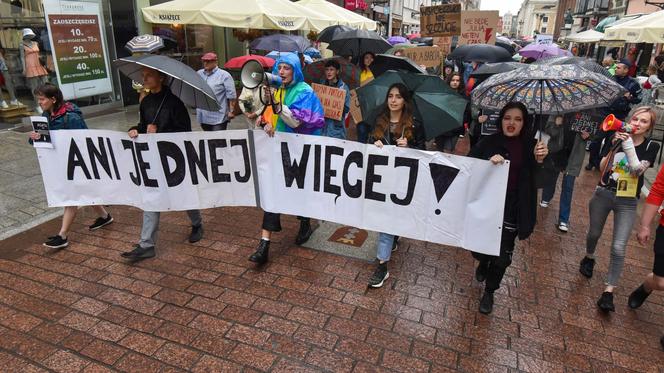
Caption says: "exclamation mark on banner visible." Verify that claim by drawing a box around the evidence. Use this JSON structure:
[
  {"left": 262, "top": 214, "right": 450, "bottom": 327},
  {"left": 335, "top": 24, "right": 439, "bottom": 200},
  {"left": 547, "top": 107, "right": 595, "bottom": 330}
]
[{"left": 429, "top": 163, "right": 460, "bottom": 215}]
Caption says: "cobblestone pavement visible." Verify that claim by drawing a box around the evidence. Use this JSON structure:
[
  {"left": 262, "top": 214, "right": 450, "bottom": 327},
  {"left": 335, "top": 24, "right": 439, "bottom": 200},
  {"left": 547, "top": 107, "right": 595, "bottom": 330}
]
[{"left": 0, "top": 134, "right": 663, "bottom": 372}]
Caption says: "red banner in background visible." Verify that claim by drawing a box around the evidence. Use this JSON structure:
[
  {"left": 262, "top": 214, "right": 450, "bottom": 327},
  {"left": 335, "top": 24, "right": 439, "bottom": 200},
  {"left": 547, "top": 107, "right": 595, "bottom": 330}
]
[{"left": 345, "top": 0, "right": 367, "bottom": 11}]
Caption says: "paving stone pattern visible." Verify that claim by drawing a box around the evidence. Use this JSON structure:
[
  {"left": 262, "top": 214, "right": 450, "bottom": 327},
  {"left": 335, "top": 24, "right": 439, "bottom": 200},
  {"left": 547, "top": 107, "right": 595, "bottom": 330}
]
[{"left": 0, "top": 138, "right": 663, "bottom": 372}]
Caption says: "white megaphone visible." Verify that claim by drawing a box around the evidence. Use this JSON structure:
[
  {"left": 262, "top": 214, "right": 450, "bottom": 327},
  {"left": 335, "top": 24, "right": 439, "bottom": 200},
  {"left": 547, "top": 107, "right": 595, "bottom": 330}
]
[{"left": 241, "top": 59, "right": 282, "bottom": 89}]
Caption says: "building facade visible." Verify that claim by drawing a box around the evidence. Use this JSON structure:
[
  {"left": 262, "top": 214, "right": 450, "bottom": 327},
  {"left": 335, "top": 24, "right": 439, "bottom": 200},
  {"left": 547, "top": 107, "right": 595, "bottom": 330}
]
[
  {"left": 516, "top": 0, "right": 558, "bottom": 37},
  {"left": 403, "top": 0, "right": 433, "bottom": 34},
  {"left": 573, "top": 0, "right": 609, "bottom": 32},
  {"left": 502, "top": 12, "right": 514, "bottom": 35},
  {"left": 552, "top": 0, "right": 576, "bottom": 39}
]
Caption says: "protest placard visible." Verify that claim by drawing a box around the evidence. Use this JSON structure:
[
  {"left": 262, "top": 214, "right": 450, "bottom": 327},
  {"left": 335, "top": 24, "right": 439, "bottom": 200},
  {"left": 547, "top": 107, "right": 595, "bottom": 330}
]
[
  {"left": 312, "top": 83, "right": 347, "bottom": 121},
  {"left": 458, "top": 10, "right": 499, "bottom": 45},
  {"left": 433, "top": 36, "right": 453, "bottom": 54},
  {"left": 420, "top": 3, "right": 461, "bottom": 38},
  {"left": 569, "top": 112, "right": 602, "bottom": 135},
  {"left": 349, "top": 89, "right": 363, "bottom": 123},
  {"left": 535, "top": 34, "right": 554, "bottom": 45},
  {"left": 403, "top": 47, "right": 444, "bottom": 68}
]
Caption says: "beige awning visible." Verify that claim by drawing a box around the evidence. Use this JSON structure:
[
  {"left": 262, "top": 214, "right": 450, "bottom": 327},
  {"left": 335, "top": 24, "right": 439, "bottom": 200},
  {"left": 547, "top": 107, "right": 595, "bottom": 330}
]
[
  {"left": 563, "top": 29, "right": 604, "bottom": 43},
  {"left": 604, "top": 10, "right": 664, "bottom": 43},
  {"left": 142, "top": 0, "right": 340, "bottom": 31},
  {"left": 295, "top": 0, "right": 377, "bottom": 31}
]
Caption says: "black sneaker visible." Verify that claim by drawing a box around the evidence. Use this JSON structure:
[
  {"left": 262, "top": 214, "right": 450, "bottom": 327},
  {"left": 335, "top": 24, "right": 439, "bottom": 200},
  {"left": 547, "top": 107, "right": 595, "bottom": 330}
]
[
  {"left": 249, "top": 239, "right": 270, "bottom": 264},
  {"left": 628, "top": 284, "right": 651, "bottom": 309},
  {"left": 294, "top": 220, "right": 313, "bottom": 245},
  {"left": 579, "top": 256, "right": 595, "bottom": 278},
  {"left": 189, "top": 224, "right": 203, "bottom": 243},
  {"left": 89, "top": 214, "right": 113, "bottom": 230},
  {"left": 120, "top": 245, "right": 155, "bottom": 260},
  {"left": 43, "top": 235, "right": 68, "bottom": 249},
  {"left": 479, "top": 291, "right": 494, "bottom": 314},
  {"left": 368, "top": 262, "right": 389, "bottom": 288},
  {"left": 597, "top": 291, "right": 615, "bottom": 313},
  {"left": 475, "top": 261, "right": 489, "bottom": 282},
  {"left": 392, "top": 236, "right": 399, "bottom": 252}
]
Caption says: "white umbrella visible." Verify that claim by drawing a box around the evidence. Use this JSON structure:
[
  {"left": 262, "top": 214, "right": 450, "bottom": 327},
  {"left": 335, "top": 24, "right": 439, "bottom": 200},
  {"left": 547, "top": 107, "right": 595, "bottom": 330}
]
[
  {"left": 295, "top": 0, "right": 377, "bottom": 31},
  {"left": 604, "top": 10, "right": 664, "bottom": 43},
  {"left": 563, "top": 29, "right": 604, "bottom": 43}
]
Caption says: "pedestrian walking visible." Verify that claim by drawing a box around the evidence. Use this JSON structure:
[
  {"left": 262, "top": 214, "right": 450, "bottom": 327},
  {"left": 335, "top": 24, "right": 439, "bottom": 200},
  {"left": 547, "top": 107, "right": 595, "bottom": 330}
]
[
  {"left": 197, "top": 52, "right": 237, "bottom": 131},
  {"left": 367, "top": 83, "right": 425, "bottom": 288},
  {"left": 579, "top": 106, "right": 659, "bottom": 312},
  {"left": 587, "top": 59, "right": 642, "bottom": 171},
  {"left": 29, "top": 84, "right": 113, "bottom": 249},
  {"left": 629, "top": 158, "right": 664, "bottom": 351},
  {"left": 121, "top": 67, "right": 204, "bottom": 260},
  {"left": 321, "top": 59, "right": 350, "bottom": 139},
  {"left": 435, "top": 72, "right": 468, "bottom": 153},
  {"left": 539, "top": 114, "right": 591, "bottom": 232},
  {"left": 468, "top": 102, "right": 549, "bottom": 314},
  {"left": 356, "top": 52, "right": 375, "bottom": 144},
  {"left": 248, "top": 53, "right": 325, "bottom": 265}
]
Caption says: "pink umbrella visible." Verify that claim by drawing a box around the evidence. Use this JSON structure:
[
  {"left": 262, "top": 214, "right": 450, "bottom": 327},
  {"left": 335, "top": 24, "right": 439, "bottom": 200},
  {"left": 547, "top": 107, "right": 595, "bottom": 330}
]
[{"left": 519, "top": 43, "right": 572, "bottom": 60}]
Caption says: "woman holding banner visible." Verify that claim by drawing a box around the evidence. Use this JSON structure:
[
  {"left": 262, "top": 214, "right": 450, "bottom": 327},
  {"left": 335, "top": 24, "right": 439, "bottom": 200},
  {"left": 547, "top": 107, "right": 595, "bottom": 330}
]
[
  {"left": 28, "top": 84, "right": 113, "bottom": 249},
  {"left": 468, "top": 102, "right": 548, "bottom": 314},
  {"left": 367, "top": 83, "right": 425, "bottom": 288},
  {"left": 579, "top": 106, "right": 659, "bottom": 313},
  {"left": 249, "top": 53, "right": 325, "bottom": 265}
]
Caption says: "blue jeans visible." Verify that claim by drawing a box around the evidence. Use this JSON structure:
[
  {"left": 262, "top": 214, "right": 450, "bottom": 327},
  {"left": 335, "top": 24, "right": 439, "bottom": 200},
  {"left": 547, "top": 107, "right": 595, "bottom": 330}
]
[
  {"left": 541, "top": 173, "right": 576, "bottom": 224},
  {"left": 376, "top": 232, "right": 395, "bottom": 262}
]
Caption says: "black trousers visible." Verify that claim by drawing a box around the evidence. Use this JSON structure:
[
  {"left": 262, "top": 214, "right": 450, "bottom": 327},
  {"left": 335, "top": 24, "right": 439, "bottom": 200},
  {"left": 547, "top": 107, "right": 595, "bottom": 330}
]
[
  {"left": 201, "top": 122, "right": 229, "bottom": 131},
  {"left": 262, "top": 212, "right": 309, "bottom": 232},
  {"left": 472, "top": 227, "right": 519, "bottom": 292},
  {"left": 588, "top": 128, "right": 612, "bottom": 168}
]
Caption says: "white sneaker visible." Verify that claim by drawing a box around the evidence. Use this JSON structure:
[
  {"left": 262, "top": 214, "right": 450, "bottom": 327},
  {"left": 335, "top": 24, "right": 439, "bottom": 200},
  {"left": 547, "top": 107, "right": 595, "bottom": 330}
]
[
  {"left": 540, "top": 200, "right": 549, "bottom": 208},
  {"left": 558, "top": 222, "right": 569, "bottom": 232},
  {"left": 9, "top": 99, "right": 22, "bottom": 106},
  {"left": 35, "top": 106, "right": 43, "bottom": 114},
  {"left": 0, "top": 101, "right": 8, "bottom": 109}
]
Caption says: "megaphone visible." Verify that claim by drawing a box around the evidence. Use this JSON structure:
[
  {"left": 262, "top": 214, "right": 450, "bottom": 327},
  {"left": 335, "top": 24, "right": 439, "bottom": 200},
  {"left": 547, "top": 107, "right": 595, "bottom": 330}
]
[
  {"left": 601, "top": 114, "right": 634, "bottom": 133},
  {"left": 241, "top": 59, "right": 282, "bottom": 89}
]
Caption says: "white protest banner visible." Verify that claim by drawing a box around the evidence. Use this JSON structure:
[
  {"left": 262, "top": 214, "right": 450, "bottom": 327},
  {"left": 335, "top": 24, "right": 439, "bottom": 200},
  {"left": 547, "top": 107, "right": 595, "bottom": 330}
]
[
  {"left": 253, "top": 131, "right": 508, "bottom": 255},
  {"left": 459, "top": 10, "right": 499, "bottom": 45},
  {"left": 420, "top": 3, "right": 462, "bottom": 38},
  {"left": 36, "top": 130, "right": 257, "bottom": 211},
  {"left": 535, "top": 34, "right": 554, "bottom": 45},
  {"left": 44, "top": 0, "right": 113, "bottom": 100},
  {"left": 403, "top": 47, "right": 444, "bottom": 68},
  {"left": 36, "top": 130, "right": 509, "bottom": 255},
  {"left": 311, "top": 83, "right": 346, "bottom": 121}
]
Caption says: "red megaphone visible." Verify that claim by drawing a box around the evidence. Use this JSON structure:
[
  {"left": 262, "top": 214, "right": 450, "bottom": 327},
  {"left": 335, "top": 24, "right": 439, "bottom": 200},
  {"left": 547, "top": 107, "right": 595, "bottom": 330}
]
[{"left": 601, "top": 114, "right": 634, "bottom": 133}]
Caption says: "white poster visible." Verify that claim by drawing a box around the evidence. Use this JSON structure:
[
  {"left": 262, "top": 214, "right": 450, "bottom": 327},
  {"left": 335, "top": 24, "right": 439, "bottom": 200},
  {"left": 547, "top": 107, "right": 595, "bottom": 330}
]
[
  {"left": 43, "top": 0, "right": 113, "bottom": 100},
  {"left": 36, "top": 130, "right": 509, "bottom": 255},
  {"left": 535, "top": 34, "right": 554, "bottom": 45}
]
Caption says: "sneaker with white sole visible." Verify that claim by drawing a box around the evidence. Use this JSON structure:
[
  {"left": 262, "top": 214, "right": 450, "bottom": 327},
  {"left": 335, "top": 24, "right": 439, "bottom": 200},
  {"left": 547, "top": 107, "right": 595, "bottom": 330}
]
[
  {"left": 89, "top": 214, "right": 113, "bottom": 230},
  {"left": 0, "top": 100, "right": 8, "bottom": 109},
  {"left": 558, "top": 222, "right": 569, "bottom": 232},
  {"left": 539, "top": 200, "right": 549, "bottom": 208},
  {"left": 368, "top": 262, "right": 389, "bottom": 288},
  {"left": 43, "top": 235, "right": 68, "bottom": 249}
]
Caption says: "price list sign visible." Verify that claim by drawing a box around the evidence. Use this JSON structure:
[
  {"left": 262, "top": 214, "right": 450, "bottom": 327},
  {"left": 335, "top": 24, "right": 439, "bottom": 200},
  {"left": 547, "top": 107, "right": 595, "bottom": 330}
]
[{"left": 44, "top": 0, "right": 112, "bottom": 100}]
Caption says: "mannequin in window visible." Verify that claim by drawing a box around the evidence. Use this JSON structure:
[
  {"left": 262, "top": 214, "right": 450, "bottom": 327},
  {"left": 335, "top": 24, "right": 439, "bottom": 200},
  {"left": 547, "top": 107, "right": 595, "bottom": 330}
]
[
  {"left": 20, "top": 28, "right": 49, "bottom": 114},
  {"left": 0, "top": 47, "right": 21, "bottom": 109}
]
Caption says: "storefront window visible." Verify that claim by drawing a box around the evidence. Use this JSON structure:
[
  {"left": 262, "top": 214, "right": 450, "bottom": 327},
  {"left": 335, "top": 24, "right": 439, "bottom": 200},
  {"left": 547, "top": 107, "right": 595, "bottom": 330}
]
[{"left": 152, "top": 24, "right": 215, "bottom": 70}]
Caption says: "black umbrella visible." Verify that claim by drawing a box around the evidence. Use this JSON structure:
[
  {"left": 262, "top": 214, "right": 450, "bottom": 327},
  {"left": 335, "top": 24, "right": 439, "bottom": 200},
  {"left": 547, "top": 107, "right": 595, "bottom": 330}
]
[
  {"left": 370, "top": 54, "right": 427, "bottom": 78},
  {"left": 448, "top": 44, "right": 513, "bottom": 63},
  {"left": 410, "top": 37, "right": 433, "bottom": 46},
  {"left": 250, "top": 34, "right": 309, "bottom": 53},
  {"left": 317, "top": 25, "right": 354, "bottom": 43},
  {"left": 495, "top": 40, "right": 516, "bottom": 55},
  {"left": 328, "top": 29, "right": 391, "bottom": 58},
  {"left": 534, "top": 56, "right": 614, "bottom": 79},
  {"left": 470, "top": 62, "right": 524, "bottom": 80},
  {"left": 113, "top": 55, "right": 219, "bottom": 112}
]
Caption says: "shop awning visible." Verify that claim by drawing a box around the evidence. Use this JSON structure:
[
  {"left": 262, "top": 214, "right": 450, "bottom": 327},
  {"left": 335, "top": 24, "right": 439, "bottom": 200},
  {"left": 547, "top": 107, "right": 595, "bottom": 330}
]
[
  {"left": 142, "top": 0, "right": 340, "bottom": 31},
  {"left": 604, "top": 11, "right": 663, "bottom": 43},
  {"left": 594, "top": 16, "right": 616, "bottom": 33},
  {"left": 295, "top": 0, "right": 377, "bottom": 31},
  {"left": 563, "top": 29, "right": 604, "bottom": 43}
]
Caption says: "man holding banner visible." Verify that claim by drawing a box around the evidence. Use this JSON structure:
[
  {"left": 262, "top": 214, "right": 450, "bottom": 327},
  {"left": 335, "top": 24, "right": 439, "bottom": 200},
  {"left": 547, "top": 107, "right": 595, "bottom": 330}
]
[
  {"left": 121, "top": 67, "right": 204, "bottom": 260},
  {"left": 249, "top": 53, "right": 325, "bottom": 265}
]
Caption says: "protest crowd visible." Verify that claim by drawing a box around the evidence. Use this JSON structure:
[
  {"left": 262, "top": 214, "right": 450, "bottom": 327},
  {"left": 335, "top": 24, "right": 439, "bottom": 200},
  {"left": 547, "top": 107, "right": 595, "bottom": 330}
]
[{"left": 14, "top": 1, "right": 664, "bottom": 368}]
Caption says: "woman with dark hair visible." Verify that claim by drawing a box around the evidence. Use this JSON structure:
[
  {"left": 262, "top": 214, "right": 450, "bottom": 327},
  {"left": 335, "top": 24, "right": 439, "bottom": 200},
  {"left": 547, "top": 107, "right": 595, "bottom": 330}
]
[
  {"left": 367, "top": 83, "right": 425, "bottom": 288},
  {"left": 355, "top": 52, "right": 376, "bottom": 144},
  {"left": 28, "top": 83, "right": 113, "bottom": 249},
  {"left": 468, "top": 101, "right": 548, "bottom": 313},
  {"left": 436, "top": 72, "right": 469, "bottom": 153}
]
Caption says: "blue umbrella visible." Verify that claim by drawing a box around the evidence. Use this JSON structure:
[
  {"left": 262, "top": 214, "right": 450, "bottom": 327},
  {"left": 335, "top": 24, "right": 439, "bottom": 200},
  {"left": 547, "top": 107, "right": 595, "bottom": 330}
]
[
  {"left": 304, "top": 47, "right": 321, "bottom": 59},
  {"left": 250, "top": 34, "right": 309, "bottom": 53}
]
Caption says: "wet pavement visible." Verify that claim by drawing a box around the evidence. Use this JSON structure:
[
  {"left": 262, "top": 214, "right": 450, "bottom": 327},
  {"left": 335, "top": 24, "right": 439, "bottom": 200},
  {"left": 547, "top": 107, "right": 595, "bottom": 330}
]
[{"left": 0, "top": 123, "right": 663, "bottom": 371}]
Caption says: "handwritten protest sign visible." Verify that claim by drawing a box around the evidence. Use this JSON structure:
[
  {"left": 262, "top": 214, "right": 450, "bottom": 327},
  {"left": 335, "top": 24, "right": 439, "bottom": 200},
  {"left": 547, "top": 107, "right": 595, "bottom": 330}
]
[
  {"left": 420, "top": 3, "right": 461, "bottom": 38},
  {"left": 433, "top": 36, "right": 453, "bottom": 54},
  {"left": 403, "top": 47, "right": 444, "bottom": 68},
  {"left": 349, "top": 89, "right": 362, "bottom": 123},
  {"left": 570, "top": 112, "right": 601, "bottom": 135},
  {"left": 459, "top": 11, "right": 499, "bottom": 45},
  {"left": 535, "top": 34, "right": 553, "bottom": 45},
  {"left": 312, "top": 83, "right": 346, "bottom": 121}
]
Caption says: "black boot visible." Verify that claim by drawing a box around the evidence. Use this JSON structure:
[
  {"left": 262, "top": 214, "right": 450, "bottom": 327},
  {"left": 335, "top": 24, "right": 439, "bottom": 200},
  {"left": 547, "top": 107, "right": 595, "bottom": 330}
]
[
  {"left": 597, "top": 291, "right": 615, "bottom": 312},
  {"left": 579, "top": 256, "right": 595, "bottom": 278},
  {"left": 475, "top": 261, "right": 489, "bottom": 282},
  {"left": 295, "top": 220, "right": 313, "bottom": 245},
  {"left": 628, "top": 284, "right": 651, "bottom": 309},
  {"left": 189, "top": 224, "right": 203, "bottom": 243},
  {"left": 479, "top": 291, "right": 494, "bottom": 314},
  {"left": 249, "top": 239, "right": 270, "bottom": 264}
]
